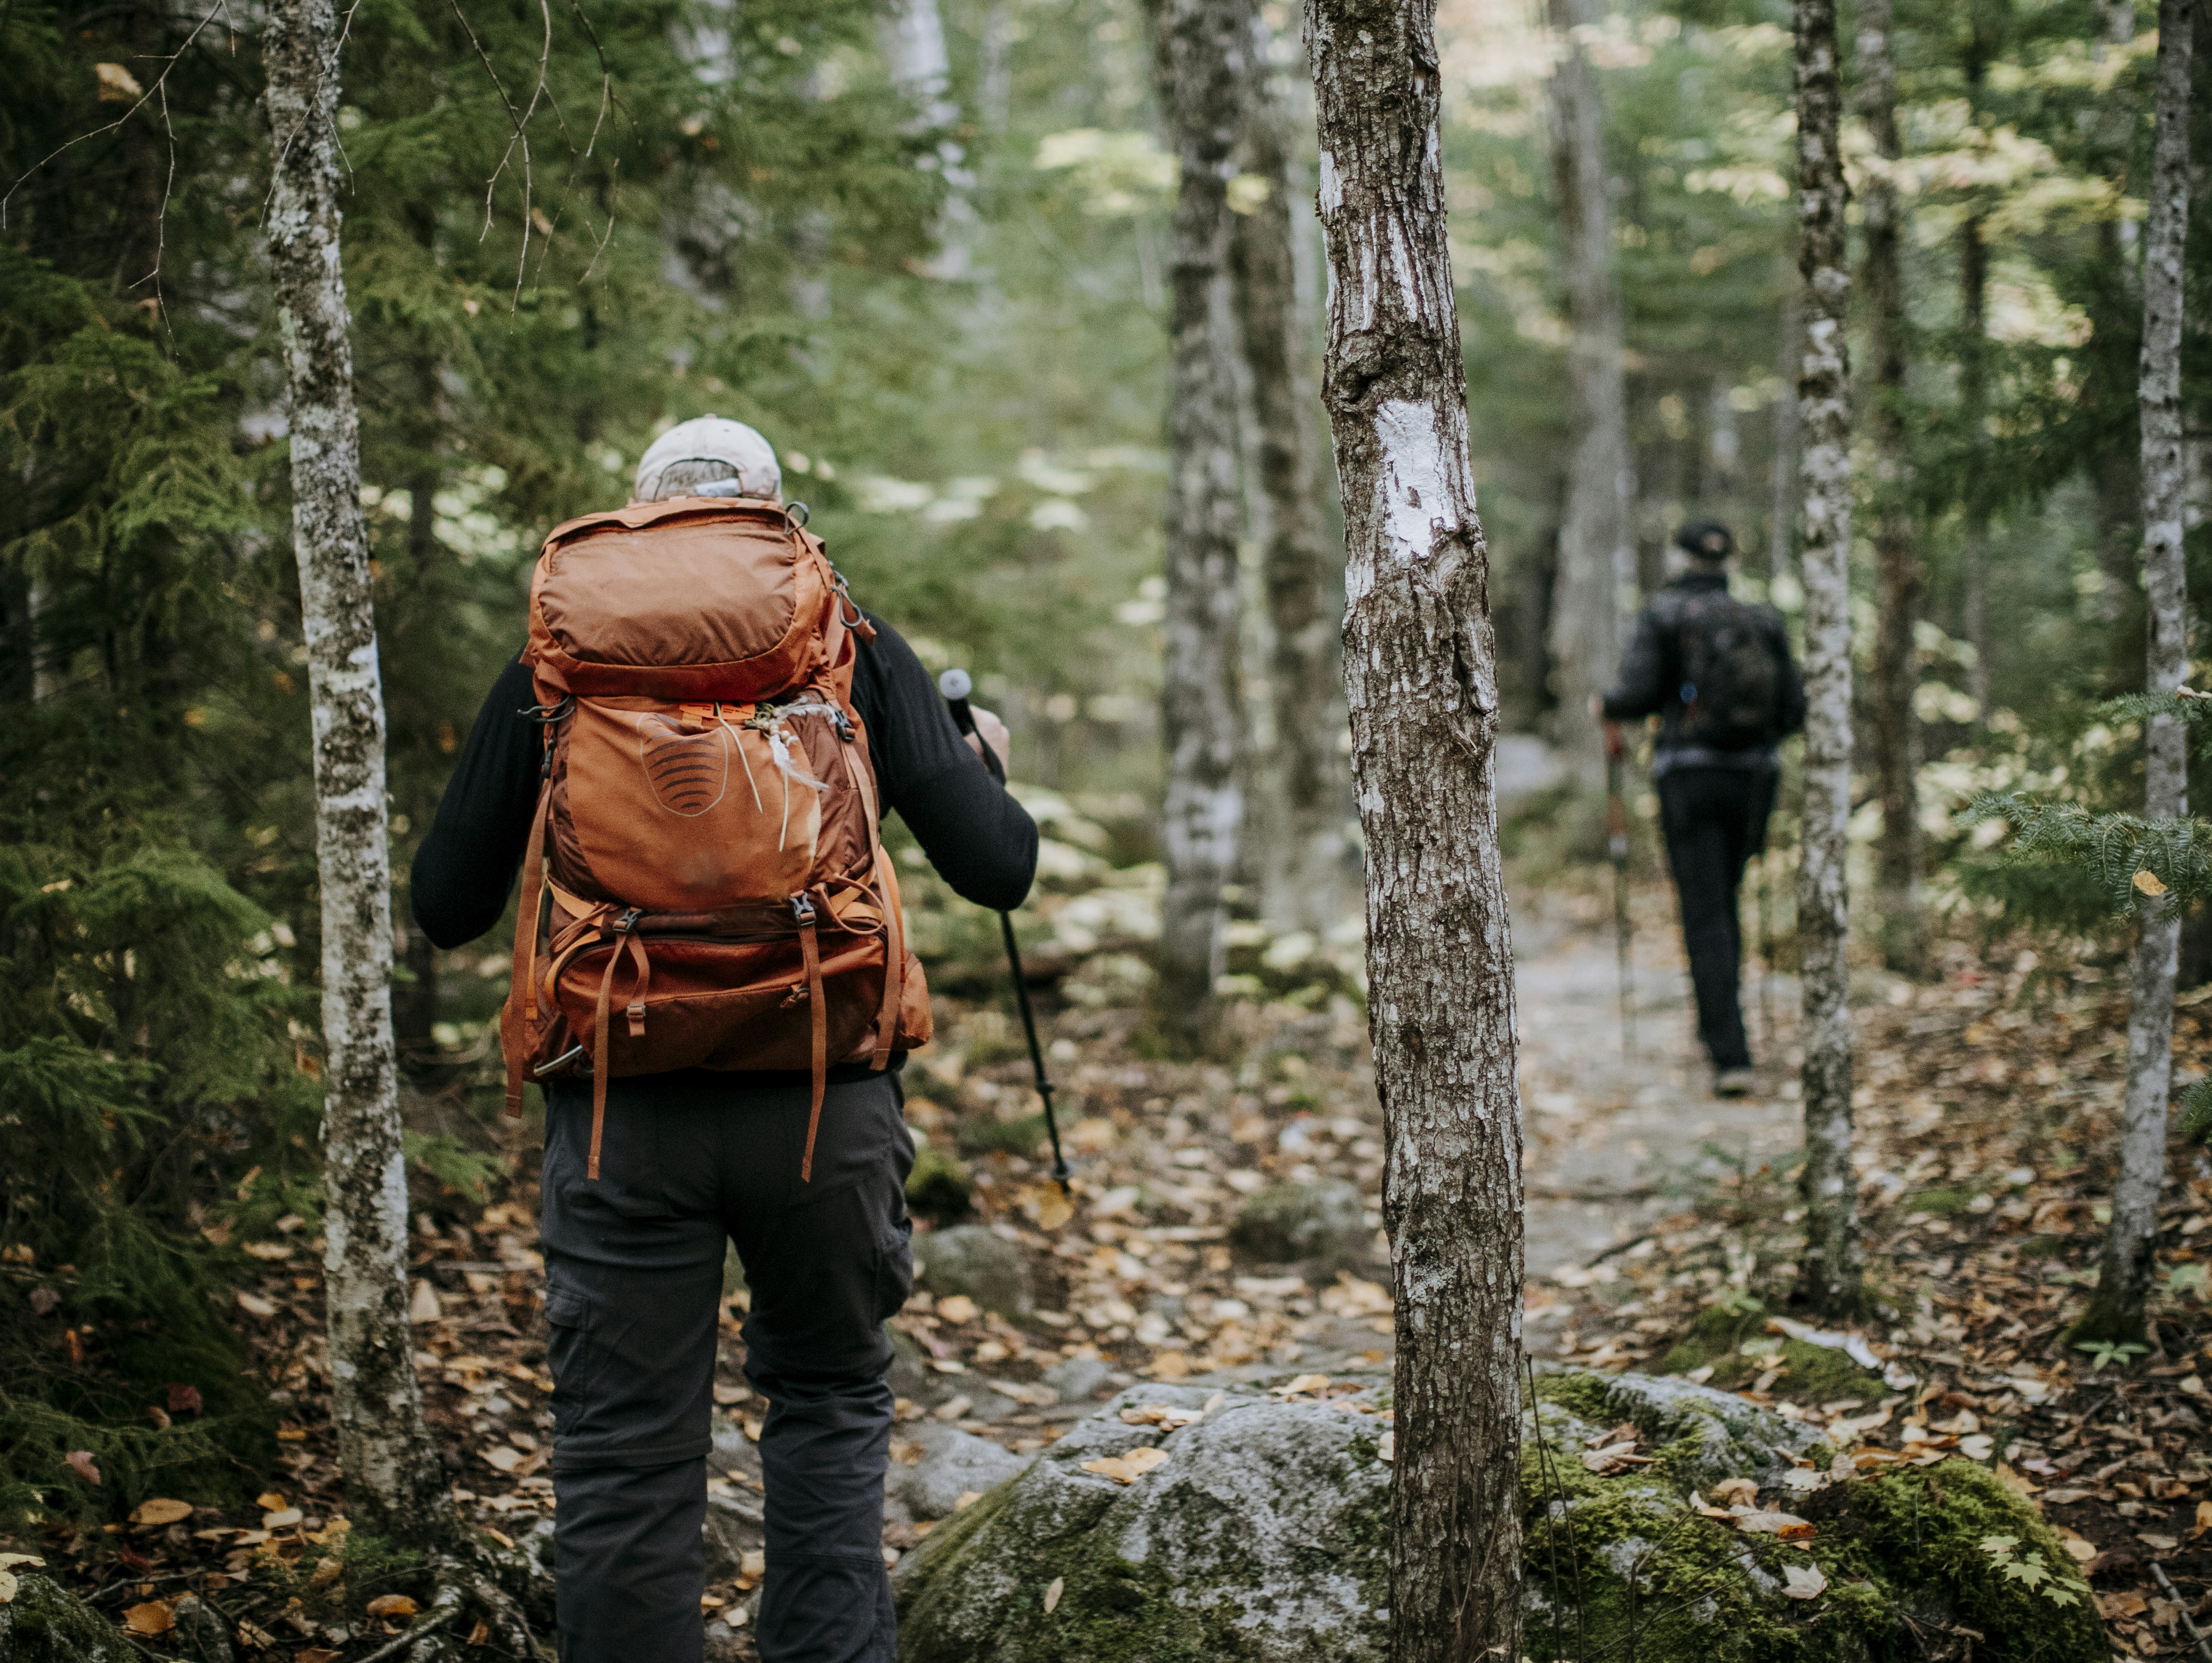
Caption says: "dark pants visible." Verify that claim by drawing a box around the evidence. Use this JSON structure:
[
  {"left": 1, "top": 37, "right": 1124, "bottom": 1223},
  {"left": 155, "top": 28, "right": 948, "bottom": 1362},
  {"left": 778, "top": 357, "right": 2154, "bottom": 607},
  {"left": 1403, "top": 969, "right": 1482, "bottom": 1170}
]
[
  {"left": 540, "top": 1070, "right": 915, "bottom": 1663},
  {"left": 1656, "top": 766, "right": 1778, "bottom": 1071}
]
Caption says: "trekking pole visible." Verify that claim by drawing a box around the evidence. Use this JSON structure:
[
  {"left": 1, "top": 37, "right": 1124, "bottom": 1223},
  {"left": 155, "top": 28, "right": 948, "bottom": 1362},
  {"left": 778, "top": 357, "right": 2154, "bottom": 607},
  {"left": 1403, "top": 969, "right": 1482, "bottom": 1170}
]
[
  {"left": 938, "top": 669, "right": 1071, "bottom": 1194},
  {"left": 1603, "top": 721, "right": 1637, "bottom": 1058}
]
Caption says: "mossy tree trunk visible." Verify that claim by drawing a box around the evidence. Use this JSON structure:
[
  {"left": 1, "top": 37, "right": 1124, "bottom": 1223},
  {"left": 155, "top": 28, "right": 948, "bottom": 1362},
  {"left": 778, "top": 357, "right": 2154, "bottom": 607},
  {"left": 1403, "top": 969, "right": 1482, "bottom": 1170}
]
[
  {"left": 1790, "top": 0, "right": 1863, "bottom": 1319},
  {"left": 1858, "top": 0, "right": 1923, "bottom": 978},
  {"left": 1146, "top": 0, "right": 1251, "bottom": 1053},
  {"left": 2081, "top": 0, "right": 2196, "bottom": 1345},
  {"left": 1304, "top": 1, "right": 1526, "bottom": 1657},
  {"left": 264, "top": 0, "right": 451, "bottom": 1542}
]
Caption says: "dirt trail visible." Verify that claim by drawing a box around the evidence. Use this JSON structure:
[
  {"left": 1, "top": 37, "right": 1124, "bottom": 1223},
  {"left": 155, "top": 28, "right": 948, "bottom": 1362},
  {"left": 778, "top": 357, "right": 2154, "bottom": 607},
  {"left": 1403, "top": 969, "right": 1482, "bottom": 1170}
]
[{"left": 1513, "top": 882, "right": 1802, "bottom": 1279}]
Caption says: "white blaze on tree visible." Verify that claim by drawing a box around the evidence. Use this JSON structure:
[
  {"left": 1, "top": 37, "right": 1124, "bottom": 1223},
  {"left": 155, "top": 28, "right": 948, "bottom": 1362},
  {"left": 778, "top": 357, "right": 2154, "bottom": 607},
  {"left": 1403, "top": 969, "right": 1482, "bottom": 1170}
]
[
  {"left": 1546, "top": 0, "right": 1634, "bottom": 790},
  {"left": 263, "top": 0, "right": 450, "bottom": 1541},
  {"left": 1790, "top": 0, "right": 1863, "bottom": 1319},
  {"left": 1305, "top": 0, "right": 1525, "bottom": 1656},
  {"left": 2081, "top": 0, "right": 2196, "bottom": 1346},
  {"left": 1146, "top": 0, "right": 1250, "bottom": 1052}
]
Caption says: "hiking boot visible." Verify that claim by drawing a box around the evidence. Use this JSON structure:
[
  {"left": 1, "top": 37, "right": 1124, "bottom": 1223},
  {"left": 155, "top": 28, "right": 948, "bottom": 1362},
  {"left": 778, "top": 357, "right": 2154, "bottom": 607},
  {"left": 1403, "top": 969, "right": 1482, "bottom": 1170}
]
[{"left": 1713, "top": 1067, "right": 1756, "bottom": 1098}]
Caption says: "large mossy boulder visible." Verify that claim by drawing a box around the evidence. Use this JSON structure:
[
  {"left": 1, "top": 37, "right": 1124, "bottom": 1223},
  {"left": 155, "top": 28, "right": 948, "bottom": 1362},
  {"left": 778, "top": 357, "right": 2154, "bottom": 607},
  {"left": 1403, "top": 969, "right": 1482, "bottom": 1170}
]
[
  {"left": 892, "top": 1367, "right": 2105, "bottom": 1663},
  {"left": 895, "top": 1376, "right": 1391, "bottom": 1662},
  {"left": 0, "top": 1571, "right": 135, "bottom": 1661}
]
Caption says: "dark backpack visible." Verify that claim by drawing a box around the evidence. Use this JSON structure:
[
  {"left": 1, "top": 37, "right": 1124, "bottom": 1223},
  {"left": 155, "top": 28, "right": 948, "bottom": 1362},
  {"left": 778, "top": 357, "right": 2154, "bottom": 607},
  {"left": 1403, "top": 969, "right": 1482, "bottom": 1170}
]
[{"left": 1672, "top": 592, "right": 1786, "bottom": 750}]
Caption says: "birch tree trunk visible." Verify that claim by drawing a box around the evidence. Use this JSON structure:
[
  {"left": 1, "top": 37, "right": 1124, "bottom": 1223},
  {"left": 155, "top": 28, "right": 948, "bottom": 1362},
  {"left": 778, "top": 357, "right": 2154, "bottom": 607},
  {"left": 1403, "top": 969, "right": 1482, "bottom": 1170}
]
[
  {"left": 1229, "top": 6, "right": 1349, "bottom": 937},
  {"left": 880, "top": 0, "right": 978, "bottom": 279},
  {"left": 2080, "top": 0, "right": 2196, "bottom": 1345},
  {"left": 1306, "top": 1, "right": 1524, "bottom": 1655},
  {"left": 264, "top": 0, "right": 450, "bottom": 1542},
  {"left": 1546, "top": 0, "right": 1634, "bottom": 791},
  {"left": 1858, "top": 0, "right": 1923, "bottom": 977},
  {"left": 1790, "top": 0, "right": 1863, "bottom": 1319},
  {"left": 1147, "top": 0, "right": 1249, "bottom": 1052}
]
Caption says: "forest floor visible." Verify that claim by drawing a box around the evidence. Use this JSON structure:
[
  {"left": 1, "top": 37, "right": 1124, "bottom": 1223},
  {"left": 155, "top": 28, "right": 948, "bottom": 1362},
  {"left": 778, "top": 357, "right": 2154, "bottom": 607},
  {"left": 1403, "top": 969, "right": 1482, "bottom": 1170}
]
[{"left": 21, "top": 870, "right": 2212, "bottom": 1661}]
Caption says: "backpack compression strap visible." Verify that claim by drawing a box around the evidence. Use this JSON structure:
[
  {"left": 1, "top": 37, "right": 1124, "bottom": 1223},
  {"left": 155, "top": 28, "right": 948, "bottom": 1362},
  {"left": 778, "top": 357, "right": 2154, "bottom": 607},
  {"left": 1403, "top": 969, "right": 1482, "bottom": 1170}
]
[
  {"left": 794, "top": 892, "right": 828, "bottom": 1180},
  {"left": 501, "top": 780, "right": 555, "bottom": 1119}
]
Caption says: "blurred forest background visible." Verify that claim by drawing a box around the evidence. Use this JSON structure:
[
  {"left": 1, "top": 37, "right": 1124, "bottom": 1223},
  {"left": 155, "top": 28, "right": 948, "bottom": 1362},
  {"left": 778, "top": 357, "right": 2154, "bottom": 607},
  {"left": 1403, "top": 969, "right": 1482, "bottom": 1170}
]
[{"left": 2, "top": 0, "right": 2208, "bottom": 1543}]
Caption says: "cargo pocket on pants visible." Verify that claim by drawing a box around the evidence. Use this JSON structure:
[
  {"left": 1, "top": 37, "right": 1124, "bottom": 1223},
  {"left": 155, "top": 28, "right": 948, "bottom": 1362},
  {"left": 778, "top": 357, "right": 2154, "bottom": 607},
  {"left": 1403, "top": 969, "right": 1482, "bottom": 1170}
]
[
  {"left": 544, "top": 1283, "right": 596, "bottom": 1444},
  {"left": 871, "top": 1211, "right": 914, "bottom": 1324}
]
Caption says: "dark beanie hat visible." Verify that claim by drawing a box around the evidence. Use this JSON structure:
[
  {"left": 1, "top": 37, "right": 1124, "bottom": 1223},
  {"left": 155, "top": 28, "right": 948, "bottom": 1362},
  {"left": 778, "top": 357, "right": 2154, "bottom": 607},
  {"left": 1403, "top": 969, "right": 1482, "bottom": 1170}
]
[{"left": 1676, "top": 521, "right": 1733, "bottom": 563}]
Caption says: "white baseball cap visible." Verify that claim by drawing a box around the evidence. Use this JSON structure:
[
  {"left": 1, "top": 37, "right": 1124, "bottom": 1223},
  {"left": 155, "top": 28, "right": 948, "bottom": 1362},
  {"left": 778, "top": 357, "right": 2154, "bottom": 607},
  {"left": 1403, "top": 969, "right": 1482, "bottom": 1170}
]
[{"left": 632, "top": 416, "right": 782, "bottom": 504}]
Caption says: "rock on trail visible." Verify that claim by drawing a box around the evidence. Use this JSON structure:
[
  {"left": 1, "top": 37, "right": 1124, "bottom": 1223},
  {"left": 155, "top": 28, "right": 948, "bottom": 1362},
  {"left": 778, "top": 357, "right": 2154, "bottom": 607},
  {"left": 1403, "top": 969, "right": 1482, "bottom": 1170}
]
[{"left": 892, "top": 1366, "right": 2103, "bottom": 1663}]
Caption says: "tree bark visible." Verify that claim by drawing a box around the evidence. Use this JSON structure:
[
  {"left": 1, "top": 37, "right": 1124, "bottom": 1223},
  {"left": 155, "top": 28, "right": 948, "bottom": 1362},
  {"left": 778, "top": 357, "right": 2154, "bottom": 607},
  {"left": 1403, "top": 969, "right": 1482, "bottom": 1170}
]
[
  {"left": 264, "top": 0, "right": 450, "bottom": 1543},
  {"left": 880, "top": 0, "right": 978, "bottom": 279},
  {"left": 1305, "top": 2, "right": 1525, "bottom": 1658},
  {"left": 1228, "top": 6, "right": 1349, "bottom": 937},
  {"left": 1858, "top": 0, "right": 1923, "bottom": 978},
  {"left": 1791, "top": 0, "right": 1862, "bottom": 1319},
  {"left": 2082, "top": 0, "right": 2196, "bottom": 1345},
  {"left": 1959, "top": 213, "right": 1993, "bottom": 713},
  {"left": 1146, "top": 0, "right": 1249, "bottom": 1052},
  {"left": 1545, "top": 0, "right": 1634, "bottom": 791},
  {"left": 1766, "top": 267, "right": 1802, "bottom": 578}
]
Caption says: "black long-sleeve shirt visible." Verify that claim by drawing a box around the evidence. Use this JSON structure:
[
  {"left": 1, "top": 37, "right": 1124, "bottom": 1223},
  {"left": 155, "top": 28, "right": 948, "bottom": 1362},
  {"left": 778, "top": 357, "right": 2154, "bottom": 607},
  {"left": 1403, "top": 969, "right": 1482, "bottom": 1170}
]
[
  {"left": 411, "top": 612, "right": 1037, "bottom": 949},
  {"left": 1600, "top": 570, "right": 1806, "bottom": 776}
]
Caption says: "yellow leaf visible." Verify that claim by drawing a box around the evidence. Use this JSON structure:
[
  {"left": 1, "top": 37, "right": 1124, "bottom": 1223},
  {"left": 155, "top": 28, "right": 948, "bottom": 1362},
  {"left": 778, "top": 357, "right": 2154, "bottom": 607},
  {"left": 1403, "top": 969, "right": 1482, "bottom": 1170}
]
[
  {"left": 256, "top": 1492, "right": 288, "bottom": 1512},
  {"left": 366, "top": 1593, "right": 419, "bottom": 1619},
  {"left": 263, "top": 1509, "right": 303, "bottom": 1530},
  {"left": 236, "top": 1290, "right": 278, "bottom": 1319},
  {"left": 0, "top": 1570, "right": 16, "bottom": 1605},
  {"left": 130, "top": 1498, "right": 194, "bottom": 1526},
  {"left": 1079, "top": 1445, "right": 1171, "bottom": 1485},
  {"left": 2133, "top": 868, "right": 2169, "bottom": 897},
  {"left": 935, "top": 1295, "right": 979, "bottom": 1325},
  {"left": 1043, "top": 1574, "right": 1065, "bottom": 1614},
  {"left": 122, "top": 1599, "right": 177, "bottom": 1635},
  {"left": 93, "top": 62, "right": 143, "bottom": 103},
  {"left": 1030, "top": 1186, "right": 1074, "bottom": 1232}
]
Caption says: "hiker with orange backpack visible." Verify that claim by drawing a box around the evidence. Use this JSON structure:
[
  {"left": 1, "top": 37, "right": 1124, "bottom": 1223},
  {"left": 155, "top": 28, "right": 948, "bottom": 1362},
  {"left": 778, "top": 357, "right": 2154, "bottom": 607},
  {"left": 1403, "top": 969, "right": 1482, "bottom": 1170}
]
[
  {"left": 411, "top": 418, "right": 1036, "bottom": 1663},
  {"left": 1598, "top": 521, "right": 1804, "bottom": 1098}
]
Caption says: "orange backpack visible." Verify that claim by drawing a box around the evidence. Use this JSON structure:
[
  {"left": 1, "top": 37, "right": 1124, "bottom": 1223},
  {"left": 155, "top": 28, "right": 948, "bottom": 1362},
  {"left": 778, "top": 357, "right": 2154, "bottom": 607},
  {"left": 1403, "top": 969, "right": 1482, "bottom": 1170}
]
[{"left": 497, "top": 496, "right": 931, "bottom": 1179}]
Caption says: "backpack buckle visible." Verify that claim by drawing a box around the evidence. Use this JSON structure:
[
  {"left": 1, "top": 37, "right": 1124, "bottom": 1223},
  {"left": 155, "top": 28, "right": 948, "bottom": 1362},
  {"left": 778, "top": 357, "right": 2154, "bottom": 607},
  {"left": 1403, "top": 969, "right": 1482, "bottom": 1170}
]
[{"left": 790, "top": 893, "right": 817, "bottom": 927}]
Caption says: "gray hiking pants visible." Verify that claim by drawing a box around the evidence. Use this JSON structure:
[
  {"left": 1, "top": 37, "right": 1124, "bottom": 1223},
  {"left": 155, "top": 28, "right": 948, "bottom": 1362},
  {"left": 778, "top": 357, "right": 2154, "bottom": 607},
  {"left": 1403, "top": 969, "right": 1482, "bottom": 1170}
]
[{"left": 540, "top": 1069, "right": 914, "bottom": 1663}]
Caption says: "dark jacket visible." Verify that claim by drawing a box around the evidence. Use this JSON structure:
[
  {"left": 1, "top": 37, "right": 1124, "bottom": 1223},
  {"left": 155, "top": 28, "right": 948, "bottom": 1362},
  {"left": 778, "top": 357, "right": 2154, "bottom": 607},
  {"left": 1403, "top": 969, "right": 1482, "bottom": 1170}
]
[
  {"left": 410, "top": 614, "right": 1037, "bottom": 1085},
  {"left": 1600, "top": 570, "right": 1805, "bottom": 775}
]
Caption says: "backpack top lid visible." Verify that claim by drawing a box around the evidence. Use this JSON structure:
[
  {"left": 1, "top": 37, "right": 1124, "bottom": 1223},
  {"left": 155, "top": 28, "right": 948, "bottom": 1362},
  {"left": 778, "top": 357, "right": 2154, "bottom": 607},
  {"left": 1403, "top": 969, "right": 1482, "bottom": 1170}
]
[{"left": 525, "top": 496, "right": 836, "bottom": 703}]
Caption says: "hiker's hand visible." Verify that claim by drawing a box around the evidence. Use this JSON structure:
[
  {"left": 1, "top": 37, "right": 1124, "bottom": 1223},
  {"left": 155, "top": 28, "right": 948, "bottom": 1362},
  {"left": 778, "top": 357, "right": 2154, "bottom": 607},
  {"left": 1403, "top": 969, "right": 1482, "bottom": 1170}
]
[{"left": 964, "top": 707, "right": 1012, "bottom": 776}]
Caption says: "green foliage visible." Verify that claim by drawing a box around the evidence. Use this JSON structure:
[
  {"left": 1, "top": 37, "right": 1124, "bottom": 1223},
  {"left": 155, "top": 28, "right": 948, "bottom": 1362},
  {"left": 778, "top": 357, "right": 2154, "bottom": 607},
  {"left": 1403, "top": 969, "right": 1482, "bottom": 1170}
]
[
  {"left": 2071, "top": 1338, "right": 2148, "bottom": 1373},
  {"left": 402, "top": 1132, "right": 505, "bottom": 1201}
]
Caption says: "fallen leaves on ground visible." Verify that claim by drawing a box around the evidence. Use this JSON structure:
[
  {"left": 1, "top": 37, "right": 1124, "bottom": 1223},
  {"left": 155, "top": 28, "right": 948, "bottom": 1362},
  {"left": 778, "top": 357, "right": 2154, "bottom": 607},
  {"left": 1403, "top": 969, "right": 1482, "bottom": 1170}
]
[{"left": 122, "top": 1598, "right": 177, "bottom": 1634}]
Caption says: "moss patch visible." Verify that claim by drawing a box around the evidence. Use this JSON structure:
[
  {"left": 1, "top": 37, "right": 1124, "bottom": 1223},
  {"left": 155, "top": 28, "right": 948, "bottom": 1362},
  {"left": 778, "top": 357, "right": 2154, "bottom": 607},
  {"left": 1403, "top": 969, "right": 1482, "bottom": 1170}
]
[
  {"left": 0, "top": 1573, "right": 132, "bottom": 1661},
  {"left": 1656, "top": 1297, "right": 1884, "bottom": 1403}
]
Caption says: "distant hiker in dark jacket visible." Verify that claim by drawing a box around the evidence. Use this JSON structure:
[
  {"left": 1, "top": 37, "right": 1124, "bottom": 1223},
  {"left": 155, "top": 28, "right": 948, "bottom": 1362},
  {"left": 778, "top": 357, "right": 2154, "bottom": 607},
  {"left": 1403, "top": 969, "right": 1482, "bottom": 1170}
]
[
  {"left": 1600, "top": 521, "right": 1805, "bottom": 1096},
  {"left": 414, "top": 417, "right": 1036, "bottom": 1663}
]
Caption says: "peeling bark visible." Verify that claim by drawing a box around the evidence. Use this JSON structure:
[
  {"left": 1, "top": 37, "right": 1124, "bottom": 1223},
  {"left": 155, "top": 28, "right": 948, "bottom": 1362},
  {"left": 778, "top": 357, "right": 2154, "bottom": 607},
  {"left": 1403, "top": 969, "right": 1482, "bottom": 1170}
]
[
  {"left": 1858, "top": 0, "right": 1923, "bottom": 977},
  {"left": 2083, "top": 0, "right": 2196, "bottom": 1345},
  {"left": 1229, "top": 6, "right": 1348, "bottom": 936},
  {"left": 1147, "top": 0, "right": 1249, "bottom": 1051},
  {"left": 1791, "top": 0, "right": 1862, "bottom": 1319},
  {"left": 1546, "top": 0, "right": 1634, "bottom": 790},
  {"left": 1305, "top": 1, "right": 1524, "bottom": 1656},
  {"left": 264, "top": 0, "right": 450, "bottom": 1543},
  {"left": 1767, "top": 268, "right": 1802, "bottom": 578}
]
